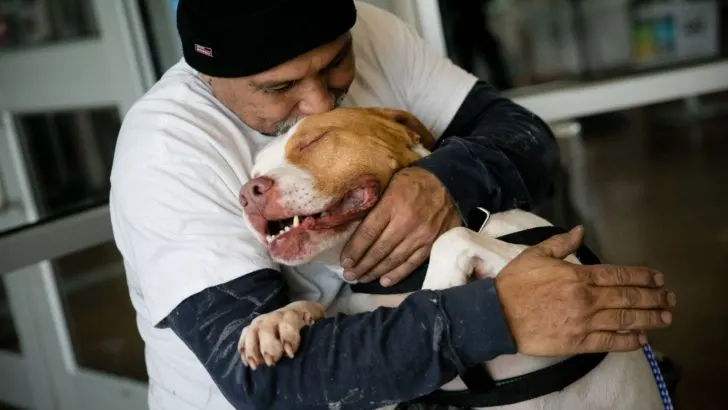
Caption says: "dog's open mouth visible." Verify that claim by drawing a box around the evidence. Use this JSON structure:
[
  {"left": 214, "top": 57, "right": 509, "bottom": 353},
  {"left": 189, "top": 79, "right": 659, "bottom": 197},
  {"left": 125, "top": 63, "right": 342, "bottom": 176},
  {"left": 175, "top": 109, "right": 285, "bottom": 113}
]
[
  {"left": 262, "top": 179, "right": 381, "bottom": 247},
  {"left": 265, "top": 211, "right": 328, "bottom": 243}
]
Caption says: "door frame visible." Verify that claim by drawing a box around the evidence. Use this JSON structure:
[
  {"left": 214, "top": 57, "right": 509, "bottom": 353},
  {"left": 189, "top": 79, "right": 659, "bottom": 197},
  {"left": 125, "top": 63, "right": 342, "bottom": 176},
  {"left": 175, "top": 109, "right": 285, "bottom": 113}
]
[{"left": 0, "top": 0, "right": 154, "bottom": 409}]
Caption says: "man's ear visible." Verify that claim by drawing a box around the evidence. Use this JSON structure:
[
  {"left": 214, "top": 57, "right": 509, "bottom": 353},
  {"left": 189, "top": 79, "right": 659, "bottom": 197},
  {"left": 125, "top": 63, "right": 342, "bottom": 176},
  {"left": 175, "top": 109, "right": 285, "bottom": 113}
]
[{"left": 367, "top": 107, "right": 437, "bottom": 151}]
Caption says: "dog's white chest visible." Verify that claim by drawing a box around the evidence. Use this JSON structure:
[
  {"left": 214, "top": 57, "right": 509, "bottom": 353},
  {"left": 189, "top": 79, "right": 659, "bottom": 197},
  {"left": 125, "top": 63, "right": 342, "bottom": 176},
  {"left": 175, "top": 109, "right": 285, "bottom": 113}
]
[{"left": 281, "top": 262, "right": 348, "bottom": 310}]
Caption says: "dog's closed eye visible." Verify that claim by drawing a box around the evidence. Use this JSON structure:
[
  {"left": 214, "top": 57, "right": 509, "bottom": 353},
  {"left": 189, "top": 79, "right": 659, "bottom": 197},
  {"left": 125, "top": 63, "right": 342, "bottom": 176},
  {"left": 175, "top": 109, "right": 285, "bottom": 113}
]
[{"left": 293, "top": 130, "right": 331, "bottom": 153}]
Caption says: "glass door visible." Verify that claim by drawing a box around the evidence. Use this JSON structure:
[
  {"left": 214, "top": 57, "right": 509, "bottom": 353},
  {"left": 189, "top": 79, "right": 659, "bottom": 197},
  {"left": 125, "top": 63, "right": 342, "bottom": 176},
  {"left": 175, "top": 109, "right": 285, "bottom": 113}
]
[{"left": 0, "top": 0, "right": 153, "bottom": 409}]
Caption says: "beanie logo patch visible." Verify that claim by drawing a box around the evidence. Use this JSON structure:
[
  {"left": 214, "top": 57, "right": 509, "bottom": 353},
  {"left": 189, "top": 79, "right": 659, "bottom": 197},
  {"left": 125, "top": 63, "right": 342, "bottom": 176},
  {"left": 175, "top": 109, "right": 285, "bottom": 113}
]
[{"left": 194, "top": 44, "right": 213, "bottom": 58}]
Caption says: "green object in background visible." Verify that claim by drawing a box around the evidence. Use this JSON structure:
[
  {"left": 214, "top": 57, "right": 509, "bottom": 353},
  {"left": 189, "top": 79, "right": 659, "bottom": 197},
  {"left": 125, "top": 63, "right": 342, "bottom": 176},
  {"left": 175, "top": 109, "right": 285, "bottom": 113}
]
[{"left": 632, "top": 19, "right": 656, "bottom": 61}]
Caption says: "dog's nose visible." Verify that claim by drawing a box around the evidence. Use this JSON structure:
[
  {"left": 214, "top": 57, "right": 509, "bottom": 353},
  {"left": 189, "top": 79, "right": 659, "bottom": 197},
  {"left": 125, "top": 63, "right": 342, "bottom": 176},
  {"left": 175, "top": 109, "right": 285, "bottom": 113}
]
[{"left": 240, "top": 176, "right": 274, "bottom": 208}]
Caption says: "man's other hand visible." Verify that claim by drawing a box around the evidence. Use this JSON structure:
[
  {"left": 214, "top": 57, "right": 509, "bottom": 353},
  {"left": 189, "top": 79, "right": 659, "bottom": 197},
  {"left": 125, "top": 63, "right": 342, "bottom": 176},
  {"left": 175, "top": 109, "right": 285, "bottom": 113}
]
[
  {"left": 494, "top": 226, "right": 676, "bottom": 356},
  {"left": 340, "top": 166, "right": 461, "bottom": 286}
]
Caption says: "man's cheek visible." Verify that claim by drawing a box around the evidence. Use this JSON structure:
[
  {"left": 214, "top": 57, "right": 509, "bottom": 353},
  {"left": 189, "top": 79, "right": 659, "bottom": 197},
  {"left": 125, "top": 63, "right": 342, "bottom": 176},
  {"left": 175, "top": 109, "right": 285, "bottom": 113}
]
[{"left": 328, "top": 63, "right": 355, "bottom": 93}]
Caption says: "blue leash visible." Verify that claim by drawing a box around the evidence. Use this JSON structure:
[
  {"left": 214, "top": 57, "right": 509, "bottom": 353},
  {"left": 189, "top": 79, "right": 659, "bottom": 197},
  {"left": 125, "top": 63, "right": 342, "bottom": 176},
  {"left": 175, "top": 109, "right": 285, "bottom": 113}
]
[{"left": 643, "top": 343, "right": 674, "bottom": 410}]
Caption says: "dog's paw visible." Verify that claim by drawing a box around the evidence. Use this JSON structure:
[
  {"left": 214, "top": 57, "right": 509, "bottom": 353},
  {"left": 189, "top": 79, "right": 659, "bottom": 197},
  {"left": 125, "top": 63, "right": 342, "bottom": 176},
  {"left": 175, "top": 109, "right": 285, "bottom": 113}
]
[{"left": 238, "top": 300, "right": 325, "bottom": 369}]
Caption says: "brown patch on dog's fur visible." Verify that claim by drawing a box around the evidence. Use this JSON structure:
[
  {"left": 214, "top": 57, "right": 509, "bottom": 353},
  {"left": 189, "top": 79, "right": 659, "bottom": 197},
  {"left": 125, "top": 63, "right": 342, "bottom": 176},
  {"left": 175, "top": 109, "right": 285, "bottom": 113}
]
[{"left": 285, "top": 107, "right": 436, "bottom": 197}]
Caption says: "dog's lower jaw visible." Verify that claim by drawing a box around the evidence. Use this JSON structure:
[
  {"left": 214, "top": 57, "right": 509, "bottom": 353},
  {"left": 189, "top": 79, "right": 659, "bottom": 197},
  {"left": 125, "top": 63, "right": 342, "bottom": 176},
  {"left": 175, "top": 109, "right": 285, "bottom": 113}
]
[
  {"left": 297, "top": 223, "right": 361, "bottom": 280},
  {"left": 309, "top": 239, "right": 349, "bottom": 272}
]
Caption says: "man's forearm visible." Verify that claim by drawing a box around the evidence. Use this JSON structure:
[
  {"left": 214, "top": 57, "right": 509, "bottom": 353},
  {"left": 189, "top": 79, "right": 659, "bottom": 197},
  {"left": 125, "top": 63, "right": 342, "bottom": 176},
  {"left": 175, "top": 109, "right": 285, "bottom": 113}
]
[
  {"left": 415, "top": 80, "right": 560, "bottom": 223},
  {"left": 165, "top": 269, "right": 516, "bottom": 410}
]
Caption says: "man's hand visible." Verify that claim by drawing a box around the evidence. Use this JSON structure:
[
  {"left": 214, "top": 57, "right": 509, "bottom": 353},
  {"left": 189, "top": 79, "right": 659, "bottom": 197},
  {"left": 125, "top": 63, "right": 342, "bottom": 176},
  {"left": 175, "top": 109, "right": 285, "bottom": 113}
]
[
  {"left": 341, "top": 166, "right": 461, "bottom": 286},
  {"left": 494, "top": 226, "right": 676, "bottom": 356}
]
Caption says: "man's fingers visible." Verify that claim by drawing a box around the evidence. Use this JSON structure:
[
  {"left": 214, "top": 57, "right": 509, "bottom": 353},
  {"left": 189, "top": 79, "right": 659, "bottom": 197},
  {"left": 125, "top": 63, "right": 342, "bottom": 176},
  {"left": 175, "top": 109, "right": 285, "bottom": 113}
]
[
  {"left": 580, "top": 331, "right": 648, "bottom": 353},
  {"left": 529, "top": 225, "right": 584, "bottom": 259},
  {"left": 345, "top": 223, "right": 404, "bottom": 282},
  {"left": 587, "top": 309, "right": 672, "bottom": 332},
  {"left": 357, "top": 240, "right": 414, "bottom": 284},
  {"left": 585, "top": 265, "right": 665, "bottom": 288},
  {"left": 591, "top": 286, "right": 676, "bottom": 310},
  {"left": 340, "top": 212, "right": 390, "bottom": 280},
  {"left": 378, "top": 246, "right": 430, "bottom": 287}
]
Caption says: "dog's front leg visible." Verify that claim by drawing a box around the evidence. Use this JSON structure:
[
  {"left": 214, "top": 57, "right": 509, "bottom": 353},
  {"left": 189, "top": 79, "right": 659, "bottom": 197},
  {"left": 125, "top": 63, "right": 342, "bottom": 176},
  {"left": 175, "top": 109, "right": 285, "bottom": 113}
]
[{"left": 422, "top": 227, "right": 529, "bottom": 290}]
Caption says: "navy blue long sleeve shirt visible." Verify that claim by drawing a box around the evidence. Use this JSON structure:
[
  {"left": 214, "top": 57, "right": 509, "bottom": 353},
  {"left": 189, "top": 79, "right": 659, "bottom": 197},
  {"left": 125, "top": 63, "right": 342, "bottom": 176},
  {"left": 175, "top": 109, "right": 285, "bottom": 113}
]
[
  {"left": 416, "top": 80, "right": 560, "bottom": 219},
  {"left": 165, "top": 80, "right": 560, "bottom": 410}
]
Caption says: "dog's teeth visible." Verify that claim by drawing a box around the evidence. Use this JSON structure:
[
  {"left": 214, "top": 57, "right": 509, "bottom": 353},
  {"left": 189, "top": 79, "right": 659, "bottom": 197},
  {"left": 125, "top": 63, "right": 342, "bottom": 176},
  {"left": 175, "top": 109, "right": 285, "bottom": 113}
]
[
  {"left": 321, "top": 211, "right": 328, "bottom": 217},
  {"left": 284, "top": 226, "right": 291, "bottom": 232},
  {"left": 293, "top": 215, "right": 300, "bottom": 227},
  {"left": 267, "top": 235, "right": 274, "bottom": 243}
]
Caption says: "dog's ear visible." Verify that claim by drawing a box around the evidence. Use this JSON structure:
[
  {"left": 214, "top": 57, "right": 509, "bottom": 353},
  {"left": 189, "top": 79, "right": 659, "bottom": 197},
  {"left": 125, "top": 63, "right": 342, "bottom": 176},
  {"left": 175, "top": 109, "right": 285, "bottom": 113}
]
[{"left": 366, "top": 107, "right": 437, "bottom": 151}]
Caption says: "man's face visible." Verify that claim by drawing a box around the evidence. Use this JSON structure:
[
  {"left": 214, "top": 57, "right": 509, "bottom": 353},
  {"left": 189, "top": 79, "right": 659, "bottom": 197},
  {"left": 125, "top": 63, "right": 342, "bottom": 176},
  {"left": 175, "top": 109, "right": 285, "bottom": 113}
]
[{"left": 206, "top": 33, "right": 356, "bottom": 136}]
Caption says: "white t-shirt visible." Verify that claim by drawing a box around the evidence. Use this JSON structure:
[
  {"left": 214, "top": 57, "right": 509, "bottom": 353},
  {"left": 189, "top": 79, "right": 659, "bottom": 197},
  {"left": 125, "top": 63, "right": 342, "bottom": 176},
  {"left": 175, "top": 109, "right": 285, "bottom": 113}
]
[{"left": 109, "top": 2, "right": 477, "bottom": 409}]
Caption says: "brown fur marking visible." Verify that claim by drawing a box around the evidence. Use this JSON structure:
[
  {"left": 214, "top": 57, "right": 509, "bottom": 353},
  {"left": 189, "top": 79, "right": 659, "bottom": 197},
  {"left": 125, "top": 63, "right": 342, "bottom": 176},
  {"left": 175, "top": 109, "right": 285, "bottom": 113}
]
[{"left": 285, "top": 107, "right": 436, "bottom": 198}]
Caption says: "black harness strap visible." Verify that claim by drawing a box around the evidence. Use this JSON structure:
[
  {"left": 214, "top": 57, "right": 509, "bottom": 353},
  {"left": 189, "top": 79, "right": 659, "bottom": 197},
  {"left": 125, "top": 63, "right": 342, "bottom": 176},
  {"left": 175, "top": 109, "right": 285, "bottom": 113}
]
[
  {"left": 422, "top": 352, "right": 607, "bottom": 408},
  {"left": 498, "top": 226, "right": 601, "bottom": 265},
  {"left": 421, "top": 225, "right": 606, "bottom": 408}
]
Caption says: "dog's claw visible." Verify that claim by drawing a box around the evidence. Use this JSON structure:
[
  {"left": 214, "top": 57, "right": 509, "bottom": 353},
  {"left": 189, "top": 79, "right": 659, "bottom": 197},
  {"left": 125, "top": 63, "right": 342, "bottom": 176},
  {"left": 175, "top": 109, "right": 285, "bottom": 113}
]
[{"left": 284, "top": 343, "right": 295, "bottom": 358}]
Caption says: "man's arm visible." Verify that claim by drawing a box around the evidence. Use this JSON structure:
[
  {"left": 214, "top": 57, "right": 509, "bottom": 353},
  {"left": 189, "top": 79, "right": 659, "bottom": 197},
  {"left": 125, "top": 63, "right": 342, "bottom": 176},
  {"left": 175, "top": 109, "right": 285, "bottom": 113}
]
[
  {"left": 414, "top": 80, "right": 561, "bottom": 223},
  {"left": 164, "top": 269, "right": 516, "bottom": 410}
]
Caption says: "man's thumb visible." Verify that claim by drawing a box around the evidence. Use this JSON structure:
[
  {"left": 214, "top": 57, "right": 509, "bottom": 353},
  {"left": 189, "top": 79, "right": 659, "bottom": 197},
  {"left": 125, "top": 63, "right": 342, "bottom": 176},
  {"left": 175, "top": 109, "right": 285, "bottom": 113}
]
[{"left": 533, "top": 225, "right": 584, "bottom": 259}]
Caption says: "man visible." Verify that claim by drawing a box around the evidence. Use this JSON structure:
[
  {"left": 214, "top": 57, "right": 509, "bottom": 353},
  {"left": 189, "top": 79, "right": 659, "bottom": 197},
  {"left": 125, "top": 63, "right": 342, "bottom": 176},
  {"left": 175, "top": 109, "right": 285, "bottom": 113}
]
[{"left": 109, "top": 1, "right": 675, "bottom": 409}]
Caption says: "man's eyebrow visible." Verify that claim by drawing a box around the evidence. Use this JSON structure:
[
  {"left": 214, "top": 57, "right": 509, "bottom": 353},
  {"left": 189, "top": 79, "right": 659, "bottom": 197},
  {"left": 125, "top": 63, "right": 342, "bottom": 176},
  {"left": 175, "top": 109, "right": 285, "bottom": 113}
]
[{"left": 250, "top": 37, "right": 353, "bottom": 90}]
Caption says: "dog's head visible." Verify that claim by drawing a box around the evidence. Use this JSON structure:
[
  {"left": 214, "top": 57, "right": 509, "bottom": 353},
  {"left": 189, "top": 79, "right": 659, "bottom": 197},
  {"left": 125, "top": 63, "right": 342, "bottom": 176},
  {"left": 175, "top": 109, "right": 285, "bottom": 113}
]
[{"left": 240, "top": 107, "right": 436, "bottom": 266}]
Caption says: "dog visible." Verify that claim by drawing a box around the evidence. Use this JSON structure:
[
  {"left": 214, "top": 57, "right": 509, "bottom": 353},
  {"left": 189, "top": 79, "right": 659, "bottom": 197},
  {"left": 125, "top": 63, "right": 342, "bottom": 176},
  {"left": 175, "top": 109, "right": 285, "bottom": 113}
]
[{"left": 237, "top": 107, "right": 664, "bottom": 410}]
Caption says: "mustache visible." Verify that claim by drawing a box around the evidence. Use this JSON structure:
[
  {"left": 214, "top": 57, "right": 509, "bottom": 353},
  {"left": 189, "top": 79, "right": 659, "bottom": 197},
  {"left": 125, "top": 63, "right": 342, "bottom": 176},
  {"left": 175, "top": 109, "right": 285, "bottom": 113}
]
[{"left": 270, "top": 93, "right": 347, "bottom": 137}]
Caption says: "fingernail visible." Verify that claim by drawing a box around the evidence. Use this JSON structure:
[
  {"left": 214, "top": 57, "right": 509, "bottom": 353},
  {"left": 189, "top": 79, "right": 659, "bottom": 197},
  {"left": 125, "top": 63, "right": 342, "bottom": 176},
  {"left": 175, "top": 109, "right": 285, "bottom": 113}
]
[
  {"left": 639, "top": 332, "right": 648, "bottom": 345},
  {"left": 380, "top": 277, "right": 392, "bottom": 287},
  {"left": 667, "top": 292, "right": 677, "bottom": 307},
  {"left": 661, "top": 311, "right": 672, "bottom": 324},
  {"left": 572, "top": 225, "right": 584, "bottom": 234},
  {"left": 343, "top": 271, "right": 357, "bottom": 281},
  {"left": 654, "top": 273, "right": 665, "bottom": 286},
  {"left": 341, "top": 258, "right": 354, "bottom": 269}
]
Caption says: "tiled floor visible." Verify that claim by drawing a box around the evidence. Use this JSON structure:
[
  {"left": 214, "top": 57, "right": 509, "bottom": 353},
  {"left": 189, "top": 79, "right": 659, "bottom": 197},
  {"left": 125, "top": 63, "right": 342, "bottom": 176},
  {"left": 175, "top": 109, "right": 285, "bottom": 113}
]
[{"left": 0, "top": 92, "right": 726, "bottom": 409}]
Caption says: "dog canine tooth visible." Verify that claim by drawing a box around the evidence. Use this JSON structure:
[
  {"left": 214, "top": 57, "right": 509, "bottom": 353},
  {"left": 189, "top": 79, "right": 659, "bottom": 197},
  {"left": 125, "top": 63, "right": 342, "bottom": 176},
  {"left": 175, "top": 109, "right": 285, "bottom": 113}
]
[{"left": 293, "top": 215, "right": 300, "bottom": 227}]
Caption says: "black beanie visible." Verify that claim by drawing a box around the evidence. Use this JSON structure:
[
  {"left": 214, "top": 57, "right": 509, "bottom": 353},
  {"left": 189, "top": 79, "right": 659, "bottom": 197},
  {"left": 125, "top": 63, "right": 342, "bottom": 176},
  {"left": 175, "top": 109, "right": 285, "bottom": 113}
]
[{"left": 176, "top": 0, "right": 357, "bottom": 78}]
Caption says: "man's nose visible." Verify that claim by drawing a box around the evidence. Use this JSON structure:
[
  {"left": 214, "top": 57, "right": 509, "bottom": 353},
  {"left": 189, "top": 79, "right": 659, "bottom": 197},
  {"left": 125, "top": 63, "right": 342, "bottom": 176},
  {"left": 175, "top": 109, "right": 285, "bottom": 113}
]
[
  {"left": 240, "top": 176, "right": 274, "bottom": 209},
  {"left": 298, "top": 80, "right": 335, "bottom": 115}
]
